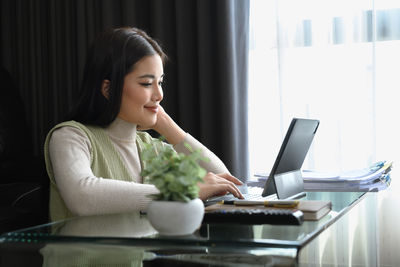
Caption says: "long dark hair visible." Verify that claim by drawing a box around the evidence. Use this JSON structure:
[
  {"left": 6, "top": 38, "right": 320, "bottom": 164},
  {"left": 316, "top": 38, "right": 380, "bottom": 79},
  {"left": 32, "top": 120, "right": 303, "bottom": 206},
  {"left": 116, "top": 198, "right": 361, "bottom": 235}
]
[{"left": 68, "top": 27, "right": 166, "bottom": 127}]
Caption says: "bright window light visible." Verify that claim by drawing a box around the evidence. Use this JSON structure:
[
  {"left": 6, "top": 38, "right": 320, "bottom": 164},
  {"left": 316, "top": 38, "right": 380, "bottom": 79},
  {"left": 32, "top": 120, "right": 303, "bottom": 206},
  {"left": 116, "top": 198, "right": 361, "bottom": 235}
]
[{"left": 248, "top": 0, "right": 400, "bottom": 176}]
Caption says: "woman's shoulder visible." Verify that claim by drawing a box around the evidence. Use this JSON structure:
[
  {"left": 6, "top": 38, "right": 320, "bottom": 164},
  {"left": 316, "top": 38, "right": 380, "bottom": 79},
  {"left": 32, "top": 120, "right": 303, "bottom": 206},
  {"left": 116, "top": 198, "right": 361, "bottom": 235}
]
[
  {"left": 45, "top": 122, "right": 92, "bottom": 162},
  {"left": 48, "top": 121, "right": 90, "bottom": 145},
  {"left": 51, "top": 120, "right": 88, "bottom": 131},
  {"left": 50, "top": 120, "right": 108, "bottom": 137},
  {"left": 46, "top": 121, "right": 93, "bottom": 147},
  {"left": 51, "top": 122, "right": 86, "bottom": 137}
]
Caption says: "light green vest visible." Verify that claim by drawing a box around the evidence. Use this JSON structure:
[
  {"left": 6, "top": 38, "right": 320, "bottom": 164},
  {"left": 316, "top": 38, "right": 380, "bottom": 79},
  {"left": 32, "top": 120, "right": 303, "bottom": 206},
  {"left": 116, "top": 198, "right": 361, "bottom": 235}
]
[{"left": 44, "top": 120, "right": 154, "bottom": 222}]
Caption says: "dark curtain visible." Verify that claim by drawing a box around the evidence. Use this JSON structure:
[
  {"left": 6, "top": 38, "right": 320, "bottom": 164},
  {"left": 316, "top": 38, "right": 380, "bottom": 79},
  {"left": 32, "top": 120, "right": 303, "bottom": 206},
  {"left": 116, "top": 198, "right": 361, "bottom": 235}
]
[{"left": 0, "top": 0, "right": 250, "bottom": 180}]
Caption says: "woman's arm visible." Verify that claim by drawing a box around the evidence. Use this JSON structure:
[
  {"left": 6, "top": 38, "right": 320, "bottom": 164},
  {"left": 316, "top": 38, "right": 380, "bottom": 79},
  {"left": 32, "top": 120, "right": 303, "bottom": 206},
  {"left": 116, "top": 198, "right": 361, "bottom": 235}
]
[
  {"left": 151, "top": 106, "right": 228, "bottom": 173},
  {"left": 49, "top": 127, "right": 158, "bottom": 216},
  {"left": 150, "top": 106, "right": 186, "bottom": 145},
  {"left": 173, "top": 134, "right": 229, "bottom": 174},
  {"left": 150, "top": 107, "right": 244, "bottom": 200}
]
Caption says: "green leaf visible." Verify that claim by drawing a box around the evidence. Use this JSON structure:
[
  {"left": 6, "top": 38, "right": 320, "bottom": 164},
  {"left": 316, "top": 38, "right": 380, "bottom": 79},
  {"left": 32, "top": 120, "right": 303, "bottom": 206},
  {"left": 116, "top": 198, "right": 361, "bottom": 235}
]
[{"left": 142, "top": 136, "right": 208, "bottom": 202}]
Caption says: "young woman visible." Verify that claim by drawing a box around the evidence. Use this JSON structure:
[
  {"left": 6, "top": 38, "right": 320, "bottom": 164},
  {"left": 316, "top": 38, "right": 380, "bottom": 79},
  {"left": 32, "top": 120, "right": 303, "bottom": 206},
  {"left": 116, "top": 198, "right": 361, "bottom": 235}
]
[{"left": 44, "top": 27, "right": 243, "bottom": 222}]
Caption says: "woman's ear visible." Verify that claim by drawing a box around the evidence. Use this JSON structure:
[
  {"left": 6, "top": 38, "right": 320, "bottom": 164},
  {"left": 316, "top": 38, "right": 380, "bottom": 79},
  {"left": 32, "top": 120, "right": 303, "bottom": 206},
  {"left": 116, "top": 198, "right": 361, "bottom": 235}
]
[{"left": 101, "top": 79, "right": 111, "bottom": 99}]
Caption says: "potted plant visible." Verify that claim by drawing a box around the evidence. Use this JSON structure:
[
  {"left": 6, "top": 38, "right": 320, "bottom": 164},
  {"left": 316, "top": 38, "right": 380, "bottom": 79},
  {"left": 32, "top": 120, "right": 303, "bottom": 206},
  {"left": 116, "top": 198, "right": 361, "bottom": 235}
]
[{"left": 141, "top": 138, "right": 208, "bottom": 236}]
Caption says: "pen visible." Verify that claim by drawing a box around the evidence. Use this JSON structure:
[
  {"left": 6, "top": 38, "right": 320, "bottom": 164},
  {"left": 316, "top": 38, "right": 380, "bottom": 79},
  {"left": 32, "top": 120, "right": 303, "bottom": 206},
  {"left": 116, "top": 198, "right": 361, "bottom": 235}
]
[{"left": 218, "top": 200, "right": 299, "bottom": 208}]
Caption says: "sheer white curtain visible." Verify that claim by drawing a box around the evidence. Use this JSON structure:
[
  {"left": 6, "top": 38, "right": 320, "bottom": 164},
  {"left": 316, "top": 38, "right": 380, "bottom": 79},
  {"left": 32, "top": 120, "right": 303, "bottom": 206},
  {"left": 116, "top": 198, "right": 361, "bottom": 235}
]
[
  {"left": 248, "top": 1, "right": 400, "bottom": 265},
  {"left": 248, "top": 0, "right": 400, "bottom": 175}
]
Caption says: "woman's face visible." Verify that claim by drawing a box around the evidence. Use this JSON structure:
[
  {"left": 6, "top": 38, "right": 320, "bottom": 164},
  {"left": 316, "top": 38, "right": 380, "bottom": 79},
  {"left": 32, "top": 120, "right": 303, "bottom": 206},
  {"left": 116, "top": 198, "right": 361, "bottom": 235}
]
[{"left": 118, "top": 54, "right": 164, "bottom": 127}]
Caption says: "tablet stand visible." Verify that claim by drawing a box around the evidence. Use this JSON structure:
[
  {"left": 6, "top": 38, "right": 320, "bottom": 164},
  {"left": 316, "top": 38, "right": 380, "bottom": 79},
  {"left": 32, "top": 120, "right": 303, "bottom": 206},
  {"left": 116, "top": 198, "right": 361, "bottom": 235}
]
[{"left": 262, "top": 169, "right": 306, "bottom": 199}]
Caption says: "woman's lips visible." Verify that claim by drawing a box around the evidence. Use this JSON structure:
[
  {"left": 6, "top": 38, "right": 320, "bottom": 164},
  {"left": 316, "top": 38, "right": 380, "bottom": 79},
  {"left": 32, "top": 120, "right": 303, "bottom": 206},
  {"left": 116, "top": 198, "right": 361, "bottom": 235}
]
[{"left": 144, "top": 106, "right": 159, "bottom": 113}]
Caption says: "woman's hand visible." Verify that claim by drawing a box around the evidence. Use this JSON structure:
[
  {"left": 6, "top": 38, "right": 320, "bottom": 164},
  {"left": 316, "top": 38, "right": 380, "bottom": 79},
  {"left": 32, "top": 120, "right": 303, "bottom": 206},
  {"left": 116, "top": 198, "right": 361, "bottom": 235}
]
[
  {"left": 151, "top": 105, "right": 170, "bottom": 132},
  {"left": 137, "top": 105, "right": 166, "bottom": 131},
  {"left": 138, "top": 105, "right": 186, "bottom": 145},
  {"left": 197, "top": 172, "right": 244, "bottom": 201}
]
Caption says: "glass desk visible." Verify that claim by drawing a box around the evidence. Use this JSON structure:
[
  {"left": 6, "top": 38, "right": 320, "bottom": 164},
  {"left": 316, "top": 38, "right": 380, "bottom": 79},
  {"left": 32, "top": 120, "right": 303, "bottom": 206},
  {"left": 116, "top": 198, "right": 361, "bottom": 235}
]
[{"left": 0, "top": 192, "right": 367, "bottom": 266}]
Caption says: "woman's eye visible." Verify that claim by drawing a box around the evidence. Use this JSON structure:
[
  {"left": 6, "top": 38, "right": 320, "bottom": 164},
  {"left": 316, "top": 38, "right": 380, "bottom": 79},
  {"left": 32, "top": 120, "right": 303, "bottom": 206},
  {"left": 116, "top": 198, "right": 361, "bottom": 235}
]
[
  {"left": 140, "top": 83, "right": 152, "bottom": 87},
  {"left": 158, "top": 80, "right": 164, "bottom": 86}
]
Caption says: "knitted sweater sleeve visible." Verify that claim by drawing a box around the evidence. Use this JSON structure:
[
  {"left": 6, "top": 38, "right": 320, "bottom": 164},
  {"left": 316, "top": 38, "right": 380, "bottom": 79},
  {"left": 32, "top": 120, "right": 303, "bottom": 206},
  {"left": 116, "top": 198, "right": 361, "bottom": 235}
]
[
  {"left": 49, "top": 127, "right": 159, "bottom": 216},
  {"left": 49, "top": 127, "right": 231, "bottom": 217},
  {"left": 173, "top": 134, "right": 230, "bottom": 174}
]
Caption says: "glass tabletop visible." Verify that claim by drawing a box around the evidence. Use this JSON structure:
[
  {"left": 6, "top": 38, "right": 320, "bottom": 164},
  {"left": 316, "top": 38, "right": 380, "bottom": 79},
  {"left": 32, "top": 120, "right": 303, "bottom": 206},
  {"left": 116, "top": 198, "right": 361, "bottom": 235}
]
[{"left": 1, "top": 192, "right": 366, "bottom": 250}]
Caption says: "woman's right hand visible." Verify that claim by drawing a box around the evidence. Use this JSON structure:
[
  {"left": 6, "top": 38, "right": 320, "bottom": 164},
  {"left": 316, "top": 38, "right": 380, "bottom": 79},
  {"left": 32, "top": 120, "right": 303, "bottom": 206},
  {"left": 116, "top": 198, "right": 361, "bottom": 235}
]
[
  {"left": 197, "top": 172, "right": 244, "bottom": 201},
  {"left": 145, "top": 105, "right": 186, "bottom": 145}
]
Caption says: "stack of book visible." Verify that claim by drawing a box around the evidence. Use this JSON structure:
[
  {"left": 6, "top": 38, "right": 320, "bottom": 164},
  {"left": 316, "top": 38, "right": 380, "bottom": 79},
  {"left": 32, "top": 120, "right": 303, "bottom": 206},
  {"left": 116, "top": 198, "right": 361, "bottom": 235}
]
[{"left": 301, "top": 161, "right": 392, "bottom": 192}]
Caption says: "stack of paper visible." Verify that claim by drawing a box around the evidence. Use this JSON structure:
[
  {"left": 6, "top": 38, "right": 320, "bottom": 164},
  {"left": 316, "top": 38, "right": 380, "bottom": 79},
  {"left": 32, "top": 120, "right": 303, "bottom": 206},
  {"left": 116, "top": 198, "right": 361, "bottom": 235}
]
[{"left": 301, "top": 161, "right": 393, "bottom": 192}]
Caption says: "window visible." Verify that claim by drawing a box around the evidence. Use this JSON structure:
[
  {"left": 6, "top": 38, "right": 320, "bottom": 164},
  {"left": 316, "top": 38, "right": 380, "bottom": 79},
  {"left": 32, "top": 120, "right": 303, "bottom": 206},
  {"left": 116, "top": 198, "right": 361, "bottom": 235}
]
[{"left": 248, "top": 0, "right": 400, "bottom": 175}]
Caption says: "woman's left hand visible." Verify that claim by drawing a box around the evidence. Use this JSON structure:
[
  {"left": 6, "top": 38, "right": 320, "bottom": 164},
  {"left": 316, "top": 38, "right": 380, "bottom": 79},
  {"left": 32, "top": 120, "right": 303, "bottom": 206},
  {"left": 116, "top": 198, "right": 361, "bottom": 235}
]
[{"left": 197, "top": 172, "right": 244, "bottom": 201}]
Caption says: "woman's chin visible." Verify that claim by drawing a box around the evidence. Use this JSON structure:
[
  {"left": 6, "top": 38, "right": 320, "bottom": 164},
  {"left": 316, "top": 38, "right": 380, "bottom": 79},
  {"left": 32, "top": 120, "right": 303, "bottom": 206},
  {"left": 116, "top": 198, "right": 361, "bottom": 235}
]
[{"left": 138, "top": 120, "right": 157, "bottom": 130}]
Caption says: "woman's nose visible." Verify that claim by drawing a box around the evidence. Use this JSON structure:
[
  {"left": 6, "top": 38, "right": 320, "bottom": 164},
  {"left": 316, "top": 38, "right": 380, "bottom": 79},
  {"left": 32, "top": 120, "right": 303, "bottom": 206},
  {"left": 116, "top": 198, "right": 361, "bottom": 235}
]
[{"left": 152, "top": 84, "right": 163, "bottom": 102}]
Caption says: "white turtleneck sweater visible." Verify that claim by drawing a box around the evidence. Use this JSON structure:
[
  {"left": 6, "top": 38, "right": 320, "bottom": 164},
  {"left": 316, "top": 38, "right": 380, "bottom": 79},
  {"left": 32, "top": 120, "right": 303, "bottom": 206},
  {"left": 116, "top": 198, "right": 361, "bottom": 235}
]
[{"left": 48, "top": 118, "right": 229, "bottom": 216}]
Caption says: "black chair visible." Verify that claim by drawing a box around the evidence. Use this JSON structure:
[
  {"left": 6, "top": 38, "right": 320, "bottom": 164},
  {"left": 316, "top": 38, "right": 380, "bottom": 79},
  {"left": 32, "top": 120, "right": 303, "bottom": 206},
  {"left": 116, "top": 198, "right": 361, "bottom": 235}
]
[{"left": 0, "top": 67, "right": 49, "bottom": 234}]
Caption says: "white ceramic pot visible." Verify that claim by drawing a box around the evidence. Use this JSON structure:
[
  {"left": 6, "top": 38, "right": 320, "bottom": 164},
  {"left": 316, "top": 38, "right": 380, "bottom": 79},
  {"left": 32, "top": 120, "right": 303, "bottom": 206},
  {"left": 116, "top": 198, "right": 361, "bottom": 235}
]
[{"left": 147, "top": 198, "right": 204, "bottom": 236}]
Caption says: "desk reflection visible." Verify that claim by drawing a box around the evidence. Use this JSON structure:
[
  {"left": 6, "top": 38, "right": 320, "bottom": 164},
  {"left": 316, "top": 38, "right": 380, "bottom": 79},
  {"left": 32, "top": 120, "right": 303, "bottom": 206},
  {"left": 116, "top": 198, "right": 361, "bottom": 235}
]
[
  {"left": 40, "top": 243, "right": 149, "bottom": 267},
  {"left": 40, "top": 212, "right": 157, "bottom": 267},
  {"left": 50, "top": 212, "right": 157, "bottom": 238},
  {"left": 37, "top": 213, "right": 292, "bottom": 267},
  {"left": 1, "top": 191, "right": 375, "bottom": 267}
]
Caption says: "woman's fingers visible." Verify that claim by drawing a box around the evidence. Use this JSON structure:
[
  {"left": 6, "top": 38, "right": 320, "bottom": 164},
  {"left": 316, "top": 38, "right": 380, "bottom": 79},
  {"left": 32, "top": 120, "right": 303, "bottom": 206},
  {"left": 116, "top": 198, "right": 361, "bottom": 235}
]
[
  {"left": 199, "top": 172, "right": 244, "bottom": 200},
  {"left": 216, "top": 173, "right": 244, "bottom": 185},
  {"left": 223, "top": 183, "right": 244, "bottom": 199},
  {"left": 201, "top": 183, "right": 243, "bottom": 200},
  {"left": 204, "top": 172, "right": 243, "bottom": 185}
]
